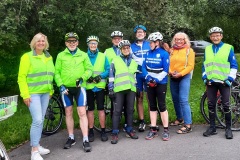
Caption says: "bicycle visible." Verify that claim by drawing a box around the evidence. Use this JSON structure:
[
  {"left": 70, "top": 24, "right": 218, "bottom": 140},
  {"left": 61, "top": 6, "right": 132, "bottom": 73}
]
[
  {"left": 42, "top": 84, "right": 64, "bottom": 135},
  {"left": 0, "top": 95, "right": 18, "bottom": 160},
  {"left": 200, "top": 73, "right": 240, "bottom": 130}
]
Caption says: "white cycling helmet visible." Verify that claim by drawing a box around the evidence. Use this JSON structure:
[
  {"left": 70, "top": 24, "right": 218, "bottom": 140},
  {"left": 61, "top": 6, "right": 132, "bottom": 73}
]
[
  {"left": 148, "top": 32, "right": 163, "bottom": 41},
  {"left": 86, "top": 35, "right": 99, "bottom": 43},
  {"left": 118, "top": 40, "right": 130, "bottom": 49},
  {"left": 111, "top": 31, "right": 123, "bottom": 38},
  {"left": 209, "top": 27, "right": 223, "bottom": 34}
]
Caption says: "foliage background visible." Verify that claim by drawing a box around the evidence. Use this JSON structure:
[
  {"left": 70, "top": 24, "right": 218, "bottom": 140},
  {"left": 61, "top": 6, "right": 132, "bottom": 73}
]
[
  {"left": 0, "top": 0, "right": 240, "bottom": 92},
  {"left": 1, "top": 0, "right": 240, "bottom": 150}
]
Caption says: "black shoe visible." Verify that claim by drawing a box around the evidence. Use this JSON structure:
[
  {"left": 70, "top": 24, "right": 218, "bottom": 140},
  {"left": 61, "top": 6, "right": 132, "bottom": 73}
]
[
  {"left": 225, "top": 128, "right": 233, "bottom": 139},
  {"left": 111, "top": 134, "right": 118, "bottom": 144},
  {"left": 138, "top": 123, "right": 146, "bottom": 132},
  {"left": 101, "top": 132, "right": 108, "bottom": 142},
  {"left": 203, "top": 127, "right": 217, "bottom": 137},
  {"left": 83, "top": 141, "right": 91, "bottom": 152},
  {"left": 63, "top": 137, "right": 76, "bottom": 149},
  {"left": 126, "top": 130, "right": 138, "bottom": 139},
  {"left": 88, "top": 131, "right": 94, "bottom": 142}
]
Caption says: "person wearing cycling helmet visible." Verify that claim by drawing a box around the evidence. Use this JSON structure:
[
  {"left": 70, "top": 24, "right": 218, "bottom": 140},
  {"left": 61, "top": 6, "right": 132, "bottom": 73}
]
[
  {"left": 54, "top": 32, "right": 93, "bottom": 152},
  {"left": 85, "top": 35, "right": 110, "bottom": 142},
  {"left": 108, "top": 40, "right": 138, "bottom": 144},
  {"left": 202, "top": 27, "right": 238, "bottom": 139},
  {"left": 18, "top": 33, "right": 54, "bottom": 160},
  {"left": 104, "top": 31, "right": 123, "bottom": 63},
  {"left": 142, "top": 32, "right": 170, "bottom": 141},
  {"left": 131, "top": 24, "right": 151, "bottom": 132},
  {"left": 169, "top": 32, "right": 195, "bottom": 134}
]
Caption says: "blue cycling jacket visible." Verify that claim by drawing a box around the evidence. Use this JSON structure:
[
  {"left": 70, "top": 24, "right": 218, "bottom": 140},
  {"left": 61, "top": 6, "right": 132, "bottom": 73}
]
[
  {"left": 131, "top": 40, "right": 150, "bottom": 72},
  {"left": 142, "top": 47, "right": 169, "bottom": 84}
]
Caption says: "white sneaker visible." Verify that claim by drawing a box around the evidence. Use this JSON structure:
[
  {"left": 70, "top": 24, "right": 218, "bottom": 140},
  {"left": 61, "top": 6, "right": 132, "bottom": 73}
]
[
  {"left": 31, "top": 151, "right": 44, "bottom": 160},
  {"left": 38, "top": 146, "right": 50, "bottom": 155}
]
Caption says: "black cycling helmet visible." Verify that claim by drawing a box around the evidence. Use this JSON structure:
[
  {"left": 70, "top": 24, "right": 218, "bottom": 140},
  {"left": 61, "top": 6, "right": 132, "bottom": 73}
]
[
  {"left": 111, "top": 31, "right": 123, "bottom": 38},
  {"left": 65, "top": 32, "right": 79, "bottom": 41}
]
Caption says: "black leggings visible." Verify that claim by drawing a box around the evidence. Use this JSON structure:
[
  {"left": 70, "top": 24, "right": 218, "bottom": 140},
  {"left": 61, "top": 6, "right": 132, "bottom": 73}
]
[
  {"left": 112, "top": 90, "right": 136, "bottom": 130},
  {"left": 147, "top": 84, "right": 167, "bottom": 112}
]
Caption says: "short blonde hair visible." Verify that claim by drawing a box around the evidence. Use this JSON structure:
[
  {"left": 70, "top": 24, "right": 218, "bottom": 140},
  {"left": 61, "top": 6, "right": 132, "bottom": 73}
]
[
  {"left": 171, "top": 32, "right": 191, "bottom": 47},
  {"left": 30, "top": 33, "right": 49, "bottom": 50}
]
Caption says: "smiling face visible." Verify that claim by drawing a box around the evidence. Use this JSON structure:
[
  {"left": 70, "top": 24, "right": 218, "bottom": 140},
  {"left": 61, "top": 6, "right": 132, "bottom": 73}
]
[
  {"left": 88, "top": 40, "right": 98, "bottom": 52},
  {"left": 210, "top": 32, "right": 223, "bottom": 45},
  {"left": 35, "top": 36, "right": 46, "bottom": 51},
  {"left": 136, "top": 29, "right": 146, "bottom": 41},
  {"left": 65, "top": 38, "right": 78, "bottom": 51},
  {"left": 121, "top": 45, "right": 130, "bottom": 56},
  {"left": 112, "top": 36, "right": 122, "bottom": 46},
  {"left": 174, "top": 33, "right": 186, "bottom": 47}
]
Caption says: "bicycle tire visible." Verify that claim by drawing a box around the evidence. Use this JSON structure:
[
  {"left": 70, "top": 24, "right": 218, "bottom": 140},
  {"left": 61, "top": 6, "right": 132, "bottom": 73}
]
[
  {"left": 42, "top": 95, "right": 64, "bottom": 135},
  {"left": 216, "top": 90, "right": 240, "bottom": 131},
  {"left": 93, "top": 95, "right": 112, "bottom": 133},
  {"left": 200, "top": 91, "right": 210, "bottom": 123},
  {"left": 0, "top": 140, "right": 10, "bottom": 160}
]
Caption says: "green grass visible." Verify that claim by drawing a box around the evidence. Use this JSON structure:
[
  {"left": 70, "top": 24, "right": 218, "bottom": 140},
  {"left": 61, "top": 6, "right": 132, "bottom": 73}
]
[{"left": 0, "top": 55, "right": 239, "bottom": 150}]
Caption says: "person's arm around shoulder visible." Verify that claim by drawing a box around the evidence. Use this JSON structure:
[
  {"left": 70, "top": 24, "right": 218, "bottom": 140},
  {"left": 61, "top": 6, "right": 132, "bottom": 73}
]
[
  {"left": 82, "top": 52, "right": 93, "bottom": 81},
  {"left": 179, "top": 48, "right": 195, "bottom": 77},
  {"left": 54, "top": 52, "right": 64, "bottom": 87},
  {"left": 100, "top": 56, "right": 110, "bottom": 79}
]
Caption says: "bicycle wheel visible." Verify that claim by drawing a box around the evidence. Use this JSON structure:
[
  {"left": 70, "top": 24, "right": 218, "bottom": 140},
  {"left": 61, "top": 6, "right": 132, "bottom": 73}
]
[
  {"left": 216, "top": 90, "right": 240, "bottom": 131},
  {"left": 0, "top": 140, "right": 10, "bottom": 160},
  {"left": 200, "top": 91, "right": 210, "bottom": 123},
  {"left": 42, "top": 95, "right": 64, "bottom": 135},
  {"left": 93, "top": 95, "right": 112, "bottom": 133}
]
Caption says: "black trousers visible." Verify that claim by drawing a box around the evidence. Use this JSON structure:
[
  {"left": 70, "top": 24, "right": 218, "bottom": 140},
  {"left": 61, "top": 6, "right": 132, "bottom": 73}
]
[
  {"left": 207, "top": 82, "right": 231, "bottom": 128},
  {"left": 112, "top": 89, "right": 135, "bottom": 131}
]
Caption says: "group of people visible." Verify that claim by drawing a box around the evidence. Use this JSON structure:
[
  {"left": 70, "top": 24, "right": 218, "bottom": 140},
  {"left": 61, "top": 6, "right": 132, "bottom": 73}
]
[{"left": 17, "top": 25, "right": 238, "bottom": 160}]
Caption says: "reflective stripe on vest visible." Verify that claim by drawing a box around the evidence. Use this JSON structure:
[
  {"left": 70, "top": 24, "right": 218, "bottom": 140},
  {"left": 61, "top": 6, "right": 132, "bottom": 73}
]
[
  {"left": 27, "top": 52, "right": 54, "bottom": 93},
  {"left": 86, "top": 53, "right": 107, "bottom": 89},
  {"left": 113, "top": 57, "right": 136, "bottom": 92},
  {"left": 204, "top": 44, "right": 231, "bottom": 80}
]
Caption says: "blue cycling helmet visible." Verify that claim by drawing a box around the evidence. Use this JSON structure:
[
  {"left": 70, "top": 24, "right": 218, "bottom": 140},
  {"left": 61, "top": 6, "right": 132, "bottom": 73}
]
[{"left": 134, "top": 25, "right": 147, "bottom": 33}]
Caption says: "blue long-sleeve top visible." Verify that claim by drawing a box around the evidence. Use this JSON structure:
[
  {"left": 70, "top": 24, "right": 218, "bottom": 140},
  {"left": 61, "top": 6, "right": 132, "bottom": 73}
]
[
  {"left": 202, "top": 41, "right": 238, "bottom": 82},
  {"left": 108, "top": 53, "right": 133, "bottom": 90},
  {"left": 131, "top": 40, "right": 150, "bottom": 72},
  {"left": 112, "top": 45, "right": 121, "bottom": 56},
  {"left": 87, "top": 48, "right": 110, "bottom": 92},
  {"left": 142, "top": 47, "right": 169, "bottom": 84}
]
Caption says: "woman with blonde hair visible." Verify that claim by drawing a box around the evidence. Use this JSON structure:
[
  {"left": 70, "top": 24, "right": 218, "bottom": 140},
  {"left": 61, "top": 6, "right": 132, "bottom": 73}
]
[
  {"left": 18, "top": 33, "right": 55, "bottom": 160},
  {"left": 169, "top": 32, "right": 195, "bottom": 134}
]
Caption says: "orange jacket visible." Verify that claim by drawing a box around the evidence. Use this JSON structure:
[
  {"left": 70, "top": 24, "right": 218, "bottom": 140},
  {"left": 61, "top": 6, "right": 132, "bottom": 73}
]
[{"left": 169, "top": 47, "right": 195, "bottom": 76}]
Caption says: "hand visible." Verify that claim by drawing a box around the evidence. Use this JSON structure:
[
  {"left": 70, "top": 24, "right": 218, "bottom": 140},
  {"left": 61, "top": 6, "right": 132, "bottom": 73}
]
[
  {"left": 172, "top": 71, "right": 181, "bottom": 78},
  {"left": 60, "top": 85, "right": 69, "bottom": 94},
  {"left": 224, "top": 80, "right": 231, "bottom": 87},
  {"left": 76, "top": 78, "right": 83, "bottom": 87},
  {"left": 145, "top": 75, "right": 153, "bottom": 83},
  {"left": 148, "top": 80, "right": 157, "bottom": 87},
  {"left": 93, "top": 75, "right": 101, "bottom": 83},
  {"left": 109, "top": 89, "right": 115, "bottom": 99},
  {"left": 23, "top": 98, "right": 31, "bottom": 107},
  {"left": 87, "top": 76, "right": 94, "bottom": 83},
  {"left": 203, "top": 79, "right": 211, "bottom": 86}
]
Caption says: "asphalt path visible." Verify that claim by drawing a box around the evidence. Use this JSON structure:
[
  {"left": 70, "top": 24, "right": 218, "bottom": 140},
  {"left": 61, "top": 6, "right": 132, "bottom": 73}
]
[{"left": 9, "top": 124, "right": 240, "bottom": 160}]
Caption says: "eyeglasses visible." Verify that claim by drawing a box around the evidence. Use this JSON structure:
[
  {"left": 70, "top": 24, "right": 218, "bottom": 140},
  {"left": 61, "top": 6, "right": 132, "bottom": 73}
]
[
  {"left": 88, "top": 42, "right": 98, "bottom": 45},
  {"left": 122, "top": 47, "right": 130, "bottom": 50},
  {"left": 136, "top": 31, "right": 145, "bottom": 34},
  {"left": 210, "top": 35, "right": 221, "bottom": 38},
  {"left": 175, "top": 38, "right": 185, "bottom": 41},
  {"left": 66, "top": 40, "right": 77, "bottom": 44}
]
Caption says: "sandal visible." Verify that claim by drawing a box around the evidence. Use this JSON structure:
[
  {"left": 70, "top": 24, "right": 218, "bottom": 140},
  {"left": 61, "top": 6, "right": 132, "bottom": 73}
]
[
  {"left": 170, "top": 119, "right": 184, "bottom": 126},
  {"left": 176, "top": 125, "right": 192, "bottom": 134}
]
